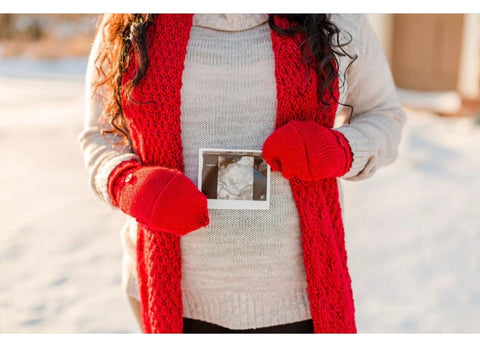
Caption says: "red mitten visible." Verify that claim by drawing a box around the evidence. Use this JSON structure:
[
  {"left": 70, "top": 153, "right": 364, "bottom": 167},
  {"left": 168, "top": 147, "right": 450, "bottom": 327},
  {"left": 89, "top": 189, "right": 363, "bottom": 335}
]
[
  {"left": 262, "top": 120, "right": 353, "bottom": 181},
  {"left": 107, "top": 160, "right": 209, "bottom": 236}
]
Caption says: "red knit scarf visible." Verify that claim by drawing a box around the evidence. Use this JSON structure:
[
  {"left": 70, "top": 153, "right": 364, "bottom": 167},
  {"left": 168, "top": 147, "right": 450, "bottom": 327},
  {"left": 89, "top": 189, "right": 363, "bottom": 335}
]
[{"left": 121, "top": 14, "right": 356, "bottom": 333}]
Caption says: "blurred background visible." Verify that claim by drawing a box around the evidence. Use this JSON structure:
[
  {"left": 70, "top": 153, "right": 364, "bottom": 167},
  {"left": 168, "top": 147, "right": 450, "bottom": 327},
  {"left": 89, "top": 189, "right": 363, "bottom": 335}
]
[
  {"left": 0, "top": 14, "right": 96, "bottom": 58},
  {"left": 0, "top": 14, "right": 479, "bottom": 333}
]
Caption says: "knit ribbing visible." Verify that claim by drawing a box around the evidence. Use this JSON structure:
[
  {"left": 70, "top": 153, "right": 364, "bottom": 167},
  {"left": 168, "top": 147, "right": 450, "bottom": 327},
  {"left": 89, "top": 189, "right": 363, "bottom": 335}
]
[
  {"left": 182, "top": 285, "right": 311, "bottom": 330},
  {"left": 336, "top": 124, "right": 378, "bottom": 179},
  {"left": 192, "top": 14, "right": 268, "bottom": 32}
]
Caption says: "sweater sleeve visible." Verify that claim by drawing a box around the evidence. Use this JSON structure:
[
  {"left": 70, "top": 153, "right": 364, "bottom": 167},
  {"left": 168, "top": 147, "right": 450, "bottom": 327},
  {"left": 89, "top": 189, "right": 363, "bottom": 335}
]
[
  {"left": 333, "top": 14, "right": 407, "bottom": 181},
  {"left": 77, "top": 20, "right": 141, "bottom": 208}
]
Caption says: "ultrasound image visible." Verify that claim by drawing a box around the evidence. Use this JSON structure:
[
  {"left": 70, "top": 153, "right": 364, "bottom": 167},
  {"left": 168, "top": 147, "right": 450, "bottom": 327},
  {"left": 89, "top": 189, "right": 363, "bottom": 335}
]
[{"left": 217, "top": 156, "right": 254, "bottom": 200}]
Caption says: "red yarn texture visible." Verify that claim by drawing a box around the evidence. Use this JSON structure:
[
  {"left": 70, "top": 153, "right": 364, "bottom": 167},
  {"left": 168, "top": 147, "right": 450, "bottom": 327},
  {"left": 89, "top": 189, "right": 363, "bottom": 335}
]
[
  {"left": 116, "top": 14, "right": 357, "bottom": 333},
  {"left": 262, "top": 120, "right": 353, "bottom": 180},
  {"left": 107, "top": 160, "right": 209, "bottom": 236}
]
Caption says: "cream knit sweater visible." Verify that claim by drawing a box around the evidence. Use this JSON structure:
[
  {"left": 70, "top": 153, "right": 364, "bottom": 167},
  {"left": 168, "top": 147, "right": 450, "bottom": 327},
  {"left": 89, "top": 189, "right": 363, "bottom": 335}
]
[{"left": 78, "top": 14, "right": 406, "bottom": 329}]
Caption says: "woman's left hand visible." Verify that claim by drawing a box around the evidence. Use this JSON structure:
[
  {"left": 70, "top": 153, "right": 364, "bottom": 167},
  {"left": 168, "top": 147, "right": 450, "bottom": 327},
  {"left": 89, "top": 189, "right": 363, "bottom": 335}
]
[{"left": 262, "top": 120, "right": 353, "bottom": 181}]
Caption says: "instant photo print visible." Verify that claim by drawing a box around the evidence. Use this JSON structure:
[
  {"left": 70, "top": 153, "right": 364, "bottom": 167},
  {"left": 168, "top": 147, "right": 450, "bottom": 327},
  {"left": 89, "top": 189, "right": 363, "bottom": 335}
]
[{"left": 198, "top": 148, "right": 271, "bottom": 209}]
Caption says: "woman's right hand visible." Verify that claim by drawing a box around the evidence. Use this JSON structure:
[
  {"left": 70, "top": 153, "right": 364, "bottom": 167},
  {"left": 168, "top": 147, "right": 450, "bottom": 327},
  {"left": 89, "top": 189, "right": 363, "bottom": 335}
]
[{"left": 107, "top": 160, "right": 209, "bottom": 236}]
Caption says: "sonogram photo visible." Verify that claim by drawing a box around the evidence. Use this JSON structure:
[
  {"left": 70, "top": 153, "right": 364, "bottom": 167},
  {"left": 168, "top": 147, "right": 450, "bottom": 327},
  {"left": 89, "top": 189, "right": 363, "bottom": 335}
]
[
  {"left": 217, "top": 156, "right": 254, "bottom": 200},
  {"left": 198, "top": 149, "right": 270, "bottom": 209}
]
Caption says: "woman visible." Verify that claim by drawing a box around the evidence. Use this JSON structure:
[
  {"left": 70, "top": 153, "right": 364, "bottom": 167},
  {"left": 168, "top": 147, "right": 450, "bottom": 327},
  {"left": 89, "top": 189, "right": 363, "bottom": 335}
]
[{"left": 78, "top": 14, "right": 406, "bottom": 333}]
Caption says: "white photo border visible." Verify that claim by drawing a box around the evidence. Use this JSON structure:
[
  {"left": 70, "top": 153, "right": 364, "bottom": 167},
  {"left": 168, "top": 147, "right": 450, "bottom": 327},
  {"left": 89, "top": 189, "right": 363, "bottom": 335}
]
[{"left": 198, "top": 148, "right": 271, "bottom": 210}]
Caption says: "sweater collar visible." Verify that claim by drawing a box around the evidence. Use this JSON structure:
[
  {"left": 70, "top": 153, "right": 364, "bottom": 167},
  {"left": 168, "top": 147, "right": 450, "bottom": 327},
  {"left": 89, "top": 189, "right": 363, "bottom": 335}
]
[{"left": 192, "top": 14, "right": 269, "bottom": 32}]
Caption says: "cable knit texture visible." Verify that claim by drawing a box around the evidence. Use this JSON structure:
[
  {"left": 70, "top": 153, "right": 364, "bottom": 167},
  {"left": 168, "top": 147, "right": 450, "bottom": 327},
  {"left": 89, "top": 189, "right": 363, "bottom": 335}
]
[
  {"left": 121, "top": 15, "right": 193, "bottom": 333},
  {"left": 270, "top": 16, "right": 356, "bottom": 333},
  {"left": 116, "top": 14, "right": 357, "bottom": 333}
]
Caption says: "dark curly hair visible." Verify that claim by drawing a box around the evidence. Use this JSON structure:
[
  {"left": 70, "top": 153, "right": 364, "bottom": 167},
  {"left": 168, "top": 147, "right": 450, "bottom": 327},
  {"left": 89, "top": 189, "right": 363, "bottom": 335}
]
[{"left": 94, "top": 14, "right": 357, "bottom": 147}]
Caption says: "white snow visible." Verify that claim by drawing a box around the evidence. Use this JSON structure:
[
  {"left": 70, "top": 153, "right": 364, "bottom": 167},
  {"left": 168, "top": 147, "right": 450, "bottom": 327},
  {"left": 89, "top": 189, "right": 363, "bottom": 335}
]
[
  {"left": 342, "top": 107, "right": 480, "bottom": 333},
  {"left": 397, "top": 88, "right": 462, "bottom": 114},
  {"left": 0, "top": 58, "right": 139, "bottom": 333},
  {"left": 1, "top": 57, "right": 479, "bottom": 333}
]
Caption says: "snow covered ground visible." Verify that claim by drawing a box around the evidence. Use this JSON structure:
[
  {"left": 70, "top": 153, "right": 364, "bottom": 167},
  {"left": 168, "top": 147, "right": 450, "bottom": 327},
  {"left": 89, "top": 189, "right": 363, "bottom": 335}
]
[
  {"left": 343, "top": 107, "right": 480, "bottom": 333},
  {"left": 0, "top": 58, "right": 479, "bottom": 333}
]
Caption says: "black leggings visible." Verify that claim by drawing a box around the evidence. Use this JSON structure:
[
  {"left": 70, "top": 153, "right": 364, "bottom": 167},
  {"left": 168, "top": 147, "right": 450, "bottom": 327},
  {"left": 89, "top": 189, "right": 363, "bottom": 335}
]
[{"left": 183, "top": 318, "right": 314, "bottom": 333}]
